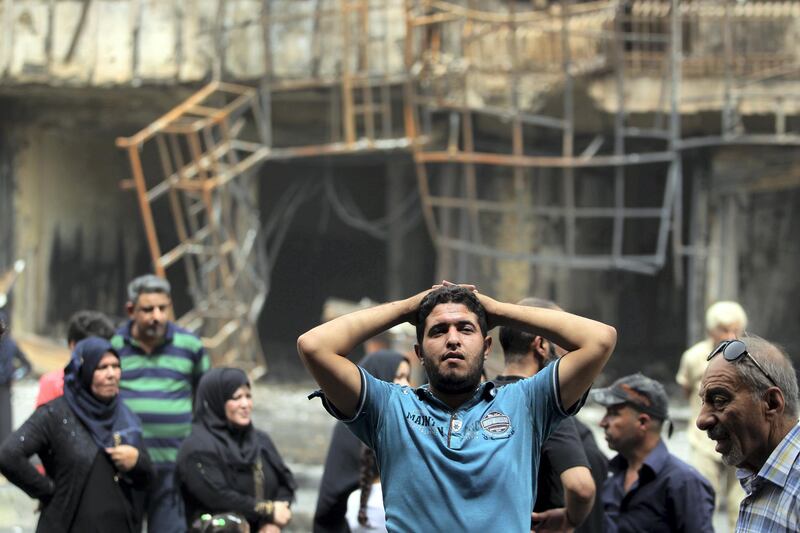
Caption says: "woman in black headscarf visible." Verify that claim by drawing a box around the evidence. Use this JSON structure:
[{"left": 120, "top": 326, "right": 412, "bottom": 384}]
[
  {"left": 177, "top": 367, "right": 297, "bottom": 532},
  {"left": 0, "top": 337, "right": 152, "bottom": 532},
  {"left": 313, "top": 350, "right": 411, "bottom": 533}
]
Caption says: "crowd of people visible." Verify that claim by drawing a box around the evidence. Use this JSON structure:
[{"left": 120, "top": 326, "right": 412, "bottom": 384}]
[
  {"left": 0, "top": 275, "right": 295, "bottom": 533},
  {"left": 0, "top": 276, "right": 798, "bottom": 532}
]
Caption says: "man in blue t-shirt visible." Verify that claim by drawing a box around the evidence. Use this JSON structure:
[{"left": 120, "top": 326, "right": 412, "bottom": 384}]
[{"left": 298, "top": 282, "right": 617, "bottom": 532}]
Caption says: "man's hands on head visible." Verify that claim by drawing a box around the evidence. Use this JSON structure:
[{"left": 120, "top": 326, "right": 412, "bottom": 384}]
[
  {"left": 434, "top": 280, "right": 499, "bottom": 329},
  {"left": 298, "top": 287, "right": 438, "bottom": 418}
]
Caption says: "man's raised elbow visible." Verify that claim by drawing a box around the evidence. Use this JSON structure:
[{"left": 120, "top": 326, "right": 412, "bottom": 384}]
[
  {"left": 296, "top": 332, "right": 318, "bottom": 361},
  {"left": 598, "top": 325, "right": 617, "bottom": 355}
]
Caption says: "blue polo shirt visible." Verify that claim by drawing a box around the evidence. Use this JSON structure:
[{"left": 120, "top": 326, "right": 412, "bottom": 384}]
[
  {"left": 332, "top": 359, "right": 577, "bottom": 532},
  {"left": 602, "top": 439, "right": 715, "bottom": 533}
]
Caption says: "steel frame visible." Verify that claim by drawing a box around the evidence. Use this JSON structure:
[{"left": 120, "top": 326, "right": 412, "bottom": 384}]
[{"left": 118, "top": 0, "right": 800, "bottom": 364}]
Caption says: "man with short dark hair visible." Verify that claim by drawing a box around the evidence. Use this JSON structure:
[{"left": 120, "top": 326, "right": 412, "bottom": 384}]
[
  {"left": 697, "top": 336, "right": 800, "bottom": 531},
  {"left": 497, "top": 297, "right": 606, "bottom": 533},
  {"left": 298, "top": 282, "right": 616, "bottom": 531},
  {"left": 496, "top": 297, "right": 593, "bottom": 531},
  {"left": 113, "top": 274, "right": 209, "bottom": 533},
  {"left": 594, "top": 373, "right": 715, "bottom": 533},
  {"left": 35, "top": 310, "right": 116, "bottom": 407}
]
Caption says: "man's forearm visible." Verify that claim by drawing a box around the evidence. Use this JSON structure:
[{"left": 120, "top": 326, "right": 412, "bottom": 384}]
[
  {"left": 297, "top": 297, "right": 415, "bottom": 362},
  {"left": 297, "top": 294, "right": 421, "bottom": 417},
  {"left": 562, "top": 466, "right": 596, "bottom": 528},
  {"left": 483, "top": 297, "right": 612, "bottom": 353},
  {"left": 481, "top": 294, "right": 617, "bottom": 410}
]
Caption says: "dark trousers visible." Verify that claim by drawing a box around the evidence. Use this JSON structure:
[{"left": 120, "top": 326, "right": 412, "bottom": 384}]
[{"left": 146, "top": 465, "right": 185, "bottom": 533}]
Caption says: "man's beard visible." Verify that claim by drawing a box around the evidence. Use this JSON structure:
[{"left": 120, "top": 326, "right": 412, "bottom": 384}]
[
  {"left": 422, "top": 350, "right": 484, "bottom": 395},
  {"left": 708, "top": 427, "right": 745, "bottom": 467}
]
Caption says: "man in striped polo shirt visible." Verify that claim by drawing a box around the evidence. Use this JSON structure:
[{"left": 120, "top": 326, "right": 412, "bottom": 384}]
[{"left": 113, "top": 274, "right": 209, "bottom": 533}]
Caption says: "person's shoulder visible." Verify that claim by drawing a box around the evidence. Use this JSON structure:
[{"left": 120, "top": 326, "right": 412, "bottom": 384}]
[
  {"left": 253, "top": 427, "right": 276, "bottom": 446},
  {"left": 664, "top": 451, "right": 713, "bottom": 487},
  {"left": 34, "top": 395, "right": 71, "bottom": 420},
  {"left": 177, "top": 426, "right": 215, "bottom": 457},
  {"left": 168, "top": 324, "right": 204, "bottom": 352},
  {"left": 681, "top": 339, "right": 712, "bottom": 362}
]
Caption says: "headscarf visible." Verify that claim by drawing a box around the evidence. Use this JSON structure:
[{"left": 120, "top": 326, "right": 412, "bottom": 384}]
[
  {"left": 193, "top": 367, "right": 259, "bottom": 467},
  {"left": 359, "top": 349, "right": 407, "bottom": 383},
  {"left": 63, "top": 337, "right": 143, "bottom": 450}
]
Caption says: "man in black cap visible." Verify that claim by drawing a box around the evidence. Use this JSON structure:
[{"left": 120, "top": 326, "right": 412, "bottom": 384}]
[{"left": 592, "top": 373, "right": 715, "bottom": 533}]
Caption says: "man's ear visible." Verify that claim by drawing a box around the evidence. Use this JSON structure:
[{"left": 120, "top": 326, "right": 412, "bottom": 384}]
[
  {"left": 531, "top": 336, "right": 548, "bottom": 359},
  {"left": 764, "top": 387, "right": 785, "bottom": 418},
  {"left": 638, "top": 413, "right": 650, "bottom": 429},
  {"left": 414, "top": 344, "right": 423, "bottom": 365},
  {"left": 125, "top": 302, "right": 135, "bottom": 318}
]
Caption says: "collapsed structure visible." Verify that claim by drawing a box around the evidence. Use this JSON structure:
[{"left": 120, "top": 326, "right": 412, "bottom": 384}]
[{"left": 3, "top": 1, "right": 799, "bottom": 370}]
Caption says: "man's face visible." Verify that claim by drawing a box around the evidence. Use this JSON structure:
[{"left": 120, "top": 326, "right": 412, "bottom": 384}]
[
  {"left": 696, "top": 356, "right": 768, "bottom": 470},
  {"left": 599, "top": 403, "right": 643, "bottom": 453},
  {"left": 415, "top": 302, "right": 490, "bottom": 395},
  {"left": 709, "top": 322, "right": 743, "bottom": 346},
  {"left": 128, "top": 292, "right": 171, "bottom": 343}
]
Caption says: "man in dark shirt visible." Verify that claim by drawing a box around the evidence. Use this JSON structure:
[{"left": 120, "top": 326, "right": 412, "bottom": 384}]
[
  {"left": 496, "top": 297, "right": 596, "bottom": 531},
  {"left": 593, "top": 373, "right": 715, "bottom": 533}
]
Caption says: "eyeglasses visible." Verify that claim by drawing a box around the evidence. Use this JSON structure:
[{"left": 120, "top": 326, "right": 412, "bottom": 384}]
[{"left": 707, "top": 339, "right": 778, "bottom": 387}]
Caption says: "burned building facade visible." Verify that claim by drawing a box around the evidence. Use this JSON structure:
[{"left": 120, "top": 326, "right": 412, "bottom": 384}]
[{"left": 1, "top": 0, "right": 799, "bottom": 381}]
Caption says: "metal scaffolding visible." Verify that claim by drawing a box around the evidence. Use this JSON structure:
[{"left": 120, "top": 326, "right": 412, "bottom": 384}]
[
  {"left": 118, "top": 0, "right": 800, "bottom": 364},
  {"left": 116, "top": 82, "right": 270, "bottom": 368}
]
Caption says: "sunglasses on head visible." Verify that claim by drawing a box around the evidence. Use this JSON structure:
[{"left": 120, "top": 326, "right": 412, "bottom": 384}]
[{"left": 707, "top": 339, "right": 778, "bottom": 387}]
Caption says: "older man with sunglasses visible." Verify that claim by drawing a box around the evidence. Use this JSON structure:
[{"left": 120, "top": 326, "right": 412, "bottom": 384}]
[
  {"left": 677, "top": 301, "right": 748, "bottom": 529},
  {"left": 697, "top": 336, "right": 800, "bottom": 532}
]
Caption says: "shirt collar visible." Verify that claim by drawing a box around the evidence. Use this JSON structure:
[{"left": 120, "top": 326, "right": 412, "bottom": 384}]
[
  {"left": 413, "top": 380, "right": 497, "bottom": 408},
  {"left": 609, "top": 439, "right": 670, "bottom": 476},
  {"left": 741, "top": 421, "right": 800, "bottom": 489}
]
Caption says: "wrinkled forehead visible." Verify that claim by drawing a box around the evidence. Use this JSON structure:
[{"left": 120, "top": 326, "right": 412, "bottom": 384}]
[{"left": 700, "top": 355, "right": 742, "bottom": 392}]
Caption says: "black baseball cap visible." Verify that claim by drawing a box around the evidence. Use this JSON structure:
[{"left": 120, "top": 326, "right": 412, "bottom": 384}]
[{"left": 591, "top": 372, "right": 669, "bottom": 420}]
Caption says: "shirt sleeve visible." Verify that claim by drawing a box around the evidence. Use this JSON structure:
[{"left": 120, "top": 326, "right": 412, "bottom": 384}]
[
  {"left": 324, "top": 368, "right": 393, "bottom": 451},
  {"left": 520, "top": 359, "right": 587, "bottom": 441},
  {"left": 0, "top": 406, "right": 56, "bottom": 500},
  {"left": 541, "top": 418, "right": 590, "bottom": 474}
]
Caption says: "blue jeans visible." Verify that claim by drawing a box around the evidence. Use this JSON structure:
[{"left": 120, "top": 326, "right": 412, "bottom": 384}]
[{"left": 146, "top": 466, "right": 185, "bottom": 533}]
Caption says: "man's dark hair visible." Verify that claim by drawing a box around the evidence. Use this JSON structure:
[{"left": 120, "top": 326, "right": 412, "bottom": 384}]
[
  {"left": 416, "top": 286, "right": 488, "bottom": 344},
  {"left": 67, "top": 310, "right": 116, "bottom": 345},
  {"left": 499, "top": 297, "right": 560, "bottom": 365}
]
